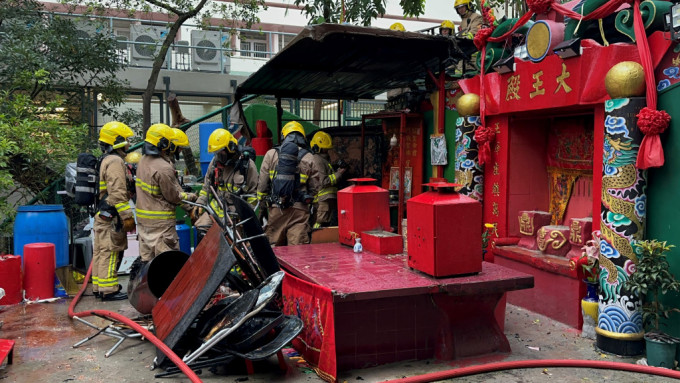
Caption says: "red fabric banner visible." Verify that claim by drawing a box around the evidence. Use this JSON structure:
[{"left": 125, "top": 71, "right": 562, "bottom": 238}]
[{"left": 282, "top": 272, "right": 336, "bottom": 382}]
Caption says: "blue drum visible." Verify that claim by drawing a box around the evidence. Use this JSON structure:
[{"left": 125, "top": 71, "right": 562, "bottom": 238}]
[{"left": 14, "top": 205, "right": 69, "bottom": 268}]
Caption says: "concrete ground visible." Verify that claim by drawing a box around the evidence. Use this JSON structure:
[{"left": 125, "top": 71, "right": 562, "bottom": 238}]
[{"left": 0, "top": 276, "right": 676, "bottom": 383}]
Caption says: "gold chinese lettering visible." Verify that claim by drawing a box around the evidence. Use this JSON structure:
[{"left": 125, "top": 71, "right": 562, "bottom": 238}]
[
  {"left": 492, "top": 202, "right": 499, "bottom": 217},
  {"left": 495, "top": 122, "right": 501, "bottom": 134},
  {"left": 530, "top": 70, "right": 545, "bottom": 99},
  {"left": 570, "top": 220, "right": 583, "bottom": 244},
  {"left": 492, "top": 182, "right": 500, "bottom": 196},
  {"left": 519, "top": 212, "right": 533, "bottom": 235},
  {"left": 493, "top": 162, "right": 500, "bottom": 175},
  {"left": 495, "top": 142, "right": 501, "bottom": 153},
  {"left": 555, "top": 63, "right": 573, "bottom": 94},
  {"left": 506, "top": 74, "right": 521, "bottom": 101}
]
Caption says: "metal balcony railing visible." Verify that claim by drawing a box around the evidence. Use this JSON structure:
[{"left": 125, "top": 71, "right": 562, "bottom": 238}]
[{"left": 47, "top": 12, "right": 297, "bottom": 74}]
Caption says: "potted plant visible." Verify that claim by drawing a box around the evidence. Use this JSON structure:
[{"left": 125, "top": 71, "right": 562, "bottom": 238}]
[
  {"left": 625, "top": 239, "right": 680, "bottom": 368},
  {"left": 579, "top": 231, "right": 600, "bottom": 339}
]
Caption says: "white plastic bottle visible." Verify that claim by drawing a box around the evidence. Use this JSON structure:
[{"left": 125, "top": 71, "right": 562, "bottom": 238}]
[{"left": 353, "top": 237, "right": 363, "bottom": 253}]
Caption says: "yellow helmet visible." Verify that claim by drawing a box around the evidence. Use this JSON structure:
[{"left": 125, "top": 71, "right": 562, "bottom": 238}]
[
  {"left": 389, "top": 22, "right": 405, "bottom": 32},
  {"left": 99, "top": 121, "right": 134, "bottom": 149},
  {"left": 281, "top": 121, "right": 306, "bottom": 138},
  {"left": 125, "top": 151, "right": 142, "bottom": 164},
  {"left": 454, "top": 0, "right": 471, "bottom": 8},
  {"left": 207, "top": 128, "right": 238, "bottom": 153},
  {"left": 145, "top": 123, "right": 174, "bottom": 149},
  {"left": 311, "top": 131, "right": 333, "bottom": 153},
  {"left": 441, "top": 20, "right": 455, "bottom": 30},
  {"left": 171, "top": 128, "right": 190, "bottom": 148}
]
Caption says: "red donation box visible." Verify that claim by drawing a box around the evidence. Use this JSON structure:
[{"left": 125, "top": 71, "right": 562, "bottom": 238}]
[
  {"left": 407, "top": 183, "right": 482, "bottom": 277},
  {"left": 338, "top": 178, "right": 391, "bottom": 247}
]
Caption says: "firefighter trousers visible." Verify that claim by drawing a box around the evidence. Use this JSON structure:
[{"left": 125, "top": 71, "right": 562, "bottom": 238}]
[
  {"left": 92, "top": 215, "right": 127, "bottom": 294},
  {"left": 138, "top": 222, "right": 179, "bottom": 262},
  {"left": 265, "top": 206, "right": 310, "bottom": 246}
]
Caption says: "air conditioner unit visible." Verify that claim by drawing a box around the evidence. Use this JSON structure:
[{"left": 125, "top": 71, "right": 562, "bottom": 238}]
[
  {"left": 129, "top": 24, "right": 169, "bottom": 67},
  {"left": 191, "top": 30, "right": 230, "bottom": 73}
]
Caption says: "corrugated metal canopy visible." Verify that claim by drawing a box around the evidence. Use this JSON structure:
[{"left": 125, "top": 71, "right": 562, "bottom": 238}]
[{"left": 236, "top": 24, "right": 458, "bottom": 100}]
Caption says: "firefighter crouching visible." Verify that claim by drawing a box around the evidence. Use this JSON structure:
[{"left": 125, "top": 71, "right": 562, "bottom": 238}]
[
  {"left": 192, "top": 128, "right": 258, "bottom": 237},
  {"left": 135, "top": 124, "right": 197, "bottom": 262},
  {"left": 93, "top": 121, "right": 135, "bottom": 301},
  {"left": 308, "top": 131, "right": 346, "bottom": 228},
  {"left": 257, "top": 121, "right": 315, "bottom": 246}
]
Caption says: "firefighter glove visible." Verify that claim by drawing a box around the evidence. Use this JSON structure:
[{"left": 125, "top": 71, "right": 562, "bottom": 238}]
[
  {"left": 122, "top": 216, "right": 136, "bottom": 233},
  {"left": 191, "top": 206, "right": 204, "bottom": 222}
]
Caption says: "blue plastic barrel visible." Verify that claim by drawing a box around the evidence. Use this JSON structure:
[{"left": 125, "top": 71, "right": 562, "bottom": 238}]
[
  {"left": 14, "top": 205, "right": 69, "bottom": 268},
  {"left": 199, "top": 122, "right": 223, "bottom": 176},
  {"left": 176, "top": 222, "right": 191, "bottom": 255}
]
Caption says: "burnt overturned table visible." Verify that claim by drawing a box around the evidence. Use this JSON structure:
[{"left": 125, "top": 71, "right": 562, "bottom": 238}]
[{"left": 275, "top": 243, "right": 534, "bottom": 370}]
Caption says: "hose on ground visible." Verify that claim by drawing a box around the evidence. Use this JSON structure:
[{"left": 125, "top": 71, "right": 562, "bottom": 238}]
[
  {"left": 382, "top": 358, "right": 680, "bottom": 382},
  {"left": 68, "top": 263, "right": 202, "bottom": 383}
]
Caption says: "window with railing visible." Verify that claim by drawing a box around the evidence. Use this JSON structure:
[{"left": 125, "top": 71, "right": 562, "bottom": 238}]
[
  {"left": 240, "top": 41, "right": 252, "bottom": 57},
  {"left": 253, "top": 42, "right": 267, "bottom": 58}
]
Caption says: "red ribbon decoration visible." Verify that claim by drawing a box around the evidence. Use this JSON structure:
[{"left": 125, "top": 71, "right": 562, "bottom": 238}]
[
  {"left": 632, "top": 0, "right": 669, "bottom": 169},
  {"left": 636, "top": 107, "right": 670, "bottom": 168},
  {"left": 474, "top": 125, "right": 496, "bottom": 165}
]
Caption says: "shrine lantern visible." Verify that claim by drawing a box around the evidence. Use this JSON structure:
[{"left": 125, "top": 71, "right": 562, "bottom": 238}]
[
  {"left": 407, "top": 183, "right": 482, "bottom": 277},
  {"left": 337, "top": 178, "right": 391, "bottom": 247}
]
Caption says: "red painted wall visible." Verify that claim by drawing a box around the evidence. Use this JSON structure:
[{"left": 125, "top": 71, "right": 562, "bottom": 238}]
[{"left": 507, "top": 118, "right": 550, "bottom": 236}]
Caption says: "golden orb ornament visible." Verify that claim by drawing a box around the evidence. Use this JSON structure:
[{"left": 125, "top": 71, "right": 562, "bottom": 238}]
[
  {"left": 605, "top": 61, "right": 646, "bottom": 99},
  {"left": 456, "top": 93, "right": 480, "bottom": 117},
  {"left": 125, "top": 151, "right": 142, "bottom": 164}
]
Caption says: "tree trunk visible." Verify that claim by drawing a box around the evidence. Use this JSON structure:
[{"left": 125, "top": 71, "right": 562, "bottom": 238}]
[
  {"left": 168, "top": 93, "right": 200, "bottom": 177},
  {"left": 140, "top": 0, "right": 208, "bottom": 134}
]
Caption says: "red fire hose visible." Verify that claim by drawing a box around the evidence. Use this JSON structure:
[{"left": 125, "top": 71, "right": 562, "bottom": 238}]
[
  {"left": 382, "top": 359, "right": 680, "bottom": 382},
  {"left": 68, "top": 264, "right": 202, "bottom": 383}
]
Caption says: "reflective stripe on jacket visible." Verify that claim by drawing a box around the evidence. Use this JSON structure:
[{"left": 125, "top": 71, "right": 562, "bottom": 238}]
[{"left": 135, "top": 154, "right": 184, "bottom": 227}]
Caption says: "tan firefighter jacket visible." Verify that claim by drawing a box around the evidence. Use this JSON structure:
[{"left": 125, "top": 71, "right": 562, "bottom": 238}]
[
  {"left": 98, "top": 153, "right": 133, "bottom": 222},
  {"left": 197, "top": 156, "right": 259, "bottom": 218},
  {"left": 135, "top": 154, "right": 190, "bottom": 227},
  {"left": 308, "top": 153, "right": 342, "bottom": 203}
]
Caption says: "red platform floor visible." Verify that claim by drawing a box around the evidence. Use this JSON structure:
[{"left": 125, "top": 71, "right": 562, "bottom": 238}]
[{"left": 275, "top": 243, "right": 534, "bottom": 370}]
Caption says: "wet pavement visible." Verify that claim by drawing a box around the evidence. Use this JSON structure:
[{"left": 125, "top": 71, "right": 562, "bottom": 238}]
[{"left": 0, "top": 277, "right": 677, "bottom": 383}]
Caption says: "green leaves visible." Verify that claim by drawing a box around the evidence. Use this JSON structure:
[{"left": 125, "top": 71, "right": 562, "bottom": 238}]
[
  {"left": 624, "top": 239, "right": 680, "bottom": 332},
  {"left": 292, "top": 0, "right": 426, "bottom": 26},
  {"left": 0, "top": 88, "right": 89, "bottom": 234}
]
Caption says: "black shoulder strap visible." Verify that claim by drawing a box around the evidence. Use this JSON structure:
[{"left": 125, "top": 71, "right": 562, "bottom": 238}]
[{"left": 298, "top": 148, "right": 310, "bottom": 161}]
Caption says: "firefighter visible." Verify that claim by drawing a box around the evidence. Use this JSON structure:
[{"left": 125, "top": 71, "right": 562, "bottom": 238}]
[
  {"left": 440, "top": 20, "right": 455, "bottom": 36},
  {"left": 257, "top": 121, "right": 314, "bottom": 246},
  {"left": 93, "top": 121, "right": 135, "bottom": 301},
  {"left": 308, "top": 131, "right": 346, "bottom": 228},
  {"left": 192, "top": 128, "right": 258, "bottom": 235},
  {"left": 455, "top": 0, "right": 482, "bottom": 39},
  {"left": 135, "top": 124, "right": 197, "bottom": 262}
]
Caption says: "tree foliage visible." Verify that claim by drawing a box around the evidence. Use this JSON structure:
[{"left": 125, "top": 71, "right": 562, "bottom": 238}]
[
  {"left": 0, "top": 0, "right": 125, "bottom": 233},
  {"left": 0, "top": 75, "right": 89, "bottom": 234},
  {"left": 0, "top": 0, "right": 128, "bottom": 123},
  {"left": 60, "top": 0, "right": 266, "bottom": 131},
  {"left": 295, "top": 0, "right": 426, "bottom": 26}
]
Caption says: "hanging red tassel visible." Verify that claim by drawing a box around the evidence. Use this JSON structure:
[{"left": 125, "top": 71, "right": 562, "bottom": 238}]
[
  {"left": 474, "top": 125, "right": 496, "bottom": 165},
  {"left": 474, "top": 28, "right": 494, "bottom": 51},
  {"left": 636, "top": 107, "right": 671, "bottom": 169},
  {"left": 526, "top": 0, "right": 554, "bottom": 15}
]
